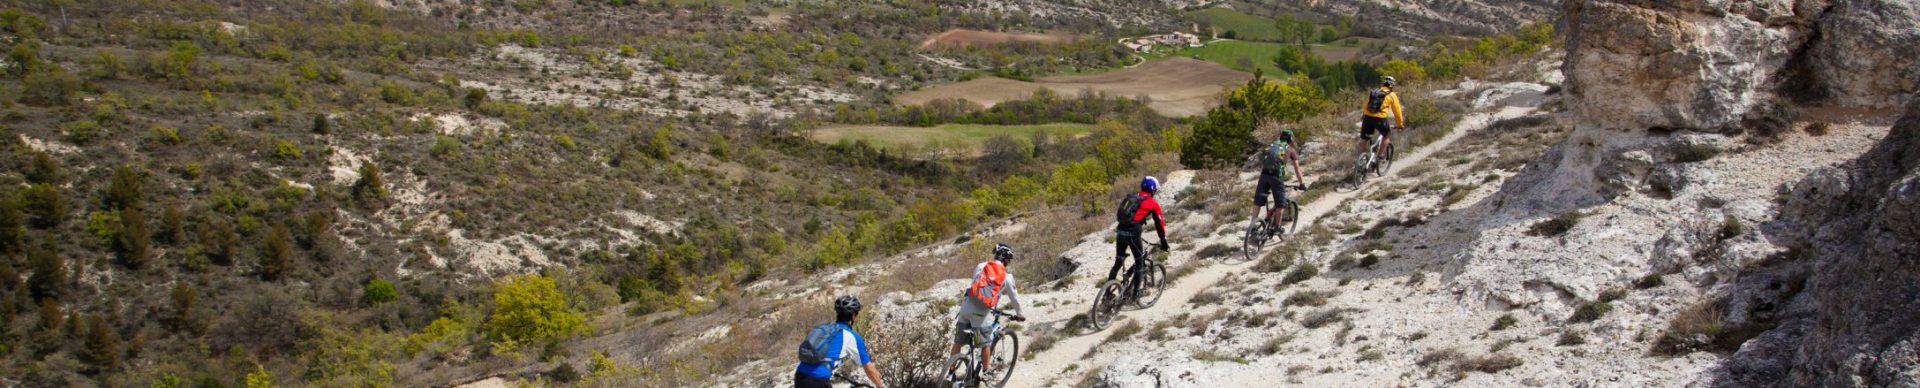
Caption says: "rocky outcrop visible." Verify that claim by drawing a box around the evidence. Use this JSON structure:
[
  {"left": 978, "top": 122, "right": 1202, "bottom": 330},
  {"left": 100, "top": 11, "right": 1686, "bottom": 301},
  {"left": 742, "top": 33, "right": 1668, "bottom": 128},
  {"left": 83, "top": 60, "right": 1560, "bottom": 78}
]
[
  {"left": 1712, "top": 96, "right": 1920, "bottom": 387},
  {"left": 1799, "top": 0, "right": 1920, "bottom": 108}
]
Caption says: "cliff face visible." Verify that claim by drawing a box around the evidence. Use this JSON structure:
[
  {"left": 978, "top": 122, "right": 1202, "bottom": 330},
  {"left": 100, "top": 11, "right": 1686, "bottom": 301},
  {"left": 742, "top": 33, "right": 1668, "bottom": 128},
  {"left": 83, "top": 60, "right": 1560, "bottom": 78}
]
[{"left": 1545, "top": 0, "right": 1920, "bottom": 386}]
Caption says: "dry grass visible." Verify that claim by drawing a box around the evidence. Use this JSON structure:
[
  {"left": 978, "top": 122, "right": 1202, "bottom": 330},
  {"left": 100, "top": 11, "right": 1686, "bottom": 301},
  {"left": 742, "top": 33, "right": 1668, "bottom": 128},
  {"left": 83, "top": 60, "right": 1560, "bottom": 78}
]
[
  {"left": 1284, "top": 290, "right": 1332, "bottom": 307},
  {"left": 1300, "top": 307, "right": 1357, "bottom": 329},
  {"left": 1489, "top": 314, "right": 1517, "bottom": 331},
  {"left": 1282, "top": 262, "right": 1319, "bottom": 285},
  {"left": 1527, "top": 211, "right": 1584, "bottom": 237},
  {"left": 1651, "top": 297, "right": 1768, "bottom": 356}
]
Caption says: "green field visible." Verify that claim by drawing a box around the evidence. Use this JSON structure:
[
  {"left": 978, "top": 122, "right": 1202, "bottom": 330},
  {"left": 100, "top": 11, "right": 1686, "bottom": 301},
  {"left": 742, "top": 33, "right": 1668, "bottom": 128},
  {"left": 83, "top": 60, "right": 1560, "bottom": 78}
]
[
  {"left": 811, "top": 123, "right": 1096, "bottom": 157},
  {"left": 1157, "top": 40, "right": 1366, "bottom": 75},
  {"left": 1193, "top": 8, "right": 1286, "bottom": 42}
]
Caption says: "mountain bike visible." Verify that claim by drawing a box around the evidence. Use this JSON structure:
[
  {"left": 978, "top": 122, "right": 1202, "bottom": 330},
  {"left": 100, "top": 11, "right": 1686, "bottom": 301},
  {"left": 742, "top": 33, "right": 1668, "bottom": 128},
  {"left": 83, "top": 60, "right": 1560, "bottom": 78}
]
[
  {"left": 1242, "top": 185, "right": 1306, "bottom": 261},
  {"left": 1086, "top": 238, "right": 1167, "bottom": 331},
  {"left": 831, "top": 372, "right": 875, "bottom": 388},
  {"left": 1346, "top": 131, "right": 1395, "bottom": 189},
  {"left": 943, "top": 309, "right": 1022, "bottom": 388}
]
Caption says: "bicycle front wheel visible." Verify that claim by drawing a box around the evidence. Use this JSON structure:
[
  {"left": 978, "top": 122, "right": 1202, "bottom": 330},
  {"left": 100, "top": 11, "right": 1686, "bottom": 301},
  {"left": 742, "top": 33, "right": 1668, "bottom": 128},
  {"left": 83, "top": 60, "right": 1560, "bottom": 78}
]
[
  {"left": 1286, "top": 201, "right": 1301, "bottom": 235},
  {"left": 1133, "top": 263, "right": 1168, "bottom": 308},
  {"left": 1378, "top": 144, "right": 1394, "bottom": 177},
  {"left": 987, "top": 332, "right": 1019, "bottom": 388},
  {"left": 1241, "top": 219, "right": 1265, "bottom": 262}
]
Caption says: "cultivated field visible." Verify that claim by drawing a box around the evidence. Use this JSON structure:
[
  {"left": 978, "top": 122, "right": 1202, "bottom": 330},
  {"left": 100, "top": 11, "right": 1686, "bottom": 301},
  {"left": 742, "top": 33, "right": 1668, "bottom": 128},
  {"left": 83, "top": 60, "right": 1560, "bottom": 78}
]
[
  {"left": 897, "top": 58, "right": 1253, "bottom": 117},
  {"left": 809, "top": 122, "right": 1095, "bottom": 157},
  {"left": 1159, "top": 40, "right": 1367, "bottom": 75},
  {"left": 919, "top": 28, "right": 1080, "bottom": 49},
  {"left": 1192, "top": 7, "right": 1286, "bottom": 41}
]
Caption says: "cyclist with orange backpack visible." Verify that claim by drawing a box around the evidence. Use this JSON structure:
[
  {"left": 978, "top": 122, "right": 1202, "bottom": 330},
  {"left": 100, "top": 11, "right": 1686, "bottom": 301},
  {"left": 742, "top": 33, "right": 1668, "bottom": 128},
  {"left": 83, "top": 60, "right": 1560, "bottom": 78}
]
[{"left": 949, "top": 243, "right": 1027, "bottom": 374}]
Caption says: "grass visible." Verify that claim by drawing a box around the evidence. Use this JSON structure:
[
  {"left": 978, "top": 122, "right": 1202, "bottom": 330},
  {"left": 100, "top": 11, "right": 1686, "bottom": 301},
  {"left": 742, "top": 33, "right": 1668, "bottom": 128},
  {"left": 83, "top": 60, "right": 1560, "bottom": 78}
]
[
  {"left": 1634, "top": 274, "right": 1666, "bottom": 289},
  {"left": 1191, "top": 8, "right": 1285, "bottom": 41},
  {"left": 1556, "top": 331, "right": 1586, "bottom": 346},
  {"left": 1261, "top": 333, "right": 1297, "bottom": 355},
  {"left": 1457, "top": 354, "right": 1524, "bottom": 373},
  {"left": 1651, "top": 297, "right": 1770, "bottom": 355},
  {"left": 1300, "top": 308, "right": 1356, "bottom": 329},
  {"left": 809, "top": 122, "right": 1096, "bottom": 157},
  {"left": 1161, "top": 40, "right": 1363, "bottom": 75},
  {"left": 1569, "top": 301, "right": 1613, "bottom": 323},
  {"left": 1284, "top": 290, "right": 1332, "bottom": 307},
  {"left": 1193, "top": 350, "right": 1251, "bottom": 364}
]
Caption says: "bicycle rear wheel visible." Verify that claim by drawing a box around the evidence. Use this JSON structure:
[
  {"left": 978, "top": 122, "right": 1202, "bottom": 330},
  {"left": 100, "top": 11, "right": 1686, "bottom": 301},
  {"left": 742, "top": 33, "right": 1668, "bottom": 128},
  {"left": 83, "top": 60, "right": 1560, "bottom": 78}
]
[
  {"left": 943, "top": 351, "right": 973, "bottom": 388},
  {"left": 1133, "top": 263, "right": 1167, "bottom": 308},
  {"left": 987, "top": 332, "right": 1019, "bottom": 388},
  {"left": 1087, "top": 282, "right": 1121, "bottom": 331}
]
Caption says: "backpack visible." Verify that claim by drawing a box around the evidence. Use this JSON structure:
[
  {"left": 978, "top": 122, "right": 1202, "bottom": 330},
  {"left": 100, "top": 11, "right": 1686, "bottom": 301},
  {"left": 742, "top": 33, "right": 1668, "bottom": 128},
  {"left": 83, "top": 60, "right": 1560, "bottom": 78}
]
[
  {"left": 1115, "top": 193, "right": 1146, "bottom": 227},
  {"left": 966, "top": 261, "right": 1007, "bottom": 307},
  {"left": 1260, "top": 142, "right": 1289, "bottom": 176},
  {"left": 797, "top": 322, "right": 844, "bottom": 365},
  {"left": 1366, "top": 88, "right": 1389, "bottom": 115}
]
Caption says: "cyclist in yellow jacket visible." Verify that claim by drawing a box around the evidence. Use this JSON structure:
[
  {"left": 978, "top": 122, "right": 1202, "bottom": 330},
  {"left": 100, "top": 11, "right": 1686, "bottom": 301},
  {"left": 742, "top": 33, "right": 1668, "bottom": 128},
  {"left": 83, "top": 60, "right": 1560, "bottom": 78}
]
[{"left": 1359, "top": 76, "right": 1404, "bottom": 160}]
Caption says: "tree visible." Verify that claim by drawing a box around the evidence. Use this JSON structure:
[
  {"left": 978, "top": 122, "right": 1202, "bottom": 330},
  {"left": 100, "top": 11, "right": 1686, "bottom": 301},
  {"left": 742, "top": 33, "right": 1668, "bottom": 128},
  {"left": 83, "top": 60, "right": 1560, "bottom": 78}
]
[
  {"left": 21, "top": 183, "right": 63, "bottom": 229},
  {"left": 0, "top": 191, "right": 22, "bottom": 254},
  {"left": 114, "top": 207, "right": 150, "bottom": 269},
  {"left": 1180, "top": 74, "right": 1324, "bottom": 168},
  {"left": 351, "top": 161, "right": 388, "bottom": 205},
  {"left": 311, "top": 113, "right": 330, "bottom": 134},
  {"left": 259, "top": 226, "right": 291, "bottom": 281},
  {"left": 486, "top": 274, "right": 587, "bottom": 344},
  {"left": 201, "top": 218, "right": 239, "bottom": 266},
  {"left": 104, "top": 166, "right": 143, "bottom": 210},
  {"left": 168, "top": 282, "right": 202, "bottom": 333},
  {"left": 157, "top": 205, "right": 184, "bottom": 245},
  {"left": 25, "top": 150, "right": 58, "bottom": 184},
  {"left": 27, "top": 243, "right": 65, "bottom": 301},
  {"left": 82, "top": 315, "right": 120, "bottom": 372}
]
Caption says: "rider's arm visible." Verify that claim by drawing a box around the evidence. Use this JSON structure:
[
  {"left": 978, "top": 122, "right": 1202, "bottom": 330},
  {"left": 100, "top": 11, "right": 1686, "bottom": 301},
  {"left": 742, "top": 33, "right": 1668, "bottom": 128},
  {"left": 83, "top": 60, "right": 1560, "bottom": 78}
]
[
  {"left": 1388, "top": 93, "right": 1405, "bottom": 128},
  {"left": 1289, "top": 150, "right": 1306, "bottom": 186},
  {"left": 856, "top": 335, "right": 884, "bottom": 388},
  {"left": 1003, "top": 274, "right": 1024, "bottom": 317},
  {"left": 862, "top": 362, "right": 885, "bottom": 388},
  {"left": 1150, "top": 207, "right": 1168, "bottom": 248}
]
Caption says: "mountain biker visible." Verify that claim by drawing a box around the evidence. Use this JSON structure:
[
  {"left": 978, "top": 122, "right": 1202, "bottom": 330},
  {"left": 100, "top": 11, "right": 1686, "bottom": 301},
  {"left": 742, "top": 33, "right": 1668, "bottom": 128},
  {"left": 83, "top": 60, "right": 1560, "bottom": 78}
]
[
  {"left": 1255, "top": 130, "right": 1307, "bottom": 228},
  {"left": 795, "top": 296, "right": 887, "bottom": 388},
  {"left": 1359, "top": 76, "right": 1405, "bottom": 162},
  {"left": 949, "top": 243, "right": 1027, "bottom": 376},
  {"left": 1110, "top": 177, "right": 1169, "bottom": 286}
]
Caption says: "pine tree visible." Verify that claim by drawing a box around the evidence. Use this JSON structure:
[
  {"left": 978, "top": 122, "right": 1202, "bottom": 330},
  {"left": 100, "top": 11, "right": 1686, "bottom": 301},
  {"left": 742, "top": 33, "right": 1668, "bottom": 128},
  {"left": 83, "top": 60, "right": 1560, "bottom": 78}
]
[
  {"left": 157, "top": 204, "right": 184, "bottom": 245},
  {"left": 82, "top": 315, "right": 120, "bottom": 372},
  {"left": 0, "top": 191, "right": 22, "bottom": 254},
  {"left": 25, "top": 150, "right": 58, "bottom": 184},
  {"left": 103, "top": 166, "right": 143, "bottom": 211},
  {"left": 311, "top": 113, "right": 330, "bottom": 135},
  {"left": 26, "top": 243, "right": 64, "bottom": 301},
  {"left": 21, "top": 183, "right": 63, "bottom": 229},
  {"left": 115, "top": 206, "right": 150, "bottom": 269},
  {"left": 259, "top": 226, "right": 291, "bottom": 281},
  {"left": 351, "top": 161, "right": 387, "bottom": 204},
  {"left": 168, "top": 282, "right": 201, "bottom": 333}
]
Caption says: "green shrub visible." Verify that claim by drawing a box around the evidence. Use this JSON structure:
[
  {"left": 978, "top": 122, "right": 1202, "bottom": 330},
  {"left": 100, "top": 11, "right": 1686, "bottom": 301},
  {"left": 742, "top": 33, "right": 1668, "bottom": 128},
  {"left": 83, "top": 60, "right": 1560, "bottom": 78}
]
[
  {"left": 487, "top": 274, "right": 588, "bottom": 345},
  {"left": 0, "top": 193, "right": 21, "bottom": 254},
  {"left": 273, "top": 140, "right": 303, "bottom": 160},
  {"left": 150, "top": 127, "right": 183, "bottom": 144},
  {"left": 113, "top": 207, "right": 151, "bottom": 269},
  {"left": 1634, "top": 274, "right": 1665, "bottom": 289},
  {"left": 1651, "top": 298, "right": 1767, "bottom": 355},
  {"left": 430, "top": 135, "right": 461, "bottom": 159},
  {"left": 104, "top": 166, "right": 144, "bottom": 210},
  {"left": 63, "top": 120, "right": 104, "bottom": 145},
  {"left": 362, "top": 278, "right": 398, "bottom": 306},
  {"left": 259, "top": 226, "right": 291, "bottom": 281},
  {"left": 21, "top": 66, "right": 82, "bottom": 106},
  {"left": 24, "top": 150, "right": 58, "bottom": 184},
  {"left": 352, "top": 161, "right": 388, "bottom": 204},
  {"left": 26, "top": 244, "right": 66, "bottom": 300}
]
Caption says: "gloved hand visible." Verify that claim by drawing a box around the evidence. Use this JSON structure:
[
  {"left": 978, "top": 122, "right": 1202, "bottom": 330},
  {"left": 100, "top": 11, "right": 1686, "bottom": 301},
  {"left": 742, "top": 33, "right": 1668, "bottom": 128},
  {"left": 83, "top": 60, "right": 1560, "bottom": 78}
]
[
  {"left": 1158, "top": 243, "right": 1171, "bottom": 252},
  {"left": 1012, "top": 315, "right": 1027, "bottom": 322}
]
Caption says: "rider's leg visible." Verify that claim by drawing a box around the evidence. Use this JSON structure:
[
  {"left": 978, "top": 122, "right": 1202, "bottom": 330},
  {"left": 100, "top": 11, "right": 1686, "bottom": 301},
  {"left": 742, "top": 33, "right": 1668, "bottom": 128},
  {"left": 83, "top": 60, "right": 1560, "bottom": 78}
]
[
  {"left": 1122, "top": 236, "right": 1145, "bottom": 295},
  {"left": 1107, "top": 237, "right": 1129, "bottom": 283}
]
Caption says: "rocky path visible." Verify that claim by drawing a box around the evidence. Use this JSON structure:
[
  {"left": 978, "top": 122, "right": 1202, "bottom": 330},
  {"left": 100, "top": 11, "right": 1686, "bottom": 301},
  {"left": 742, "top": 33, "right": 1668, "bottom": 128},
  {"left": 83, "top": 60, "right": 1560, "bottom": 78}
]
[{"left": 1006, "top": 103, "right": 1541, "bottom": 387}]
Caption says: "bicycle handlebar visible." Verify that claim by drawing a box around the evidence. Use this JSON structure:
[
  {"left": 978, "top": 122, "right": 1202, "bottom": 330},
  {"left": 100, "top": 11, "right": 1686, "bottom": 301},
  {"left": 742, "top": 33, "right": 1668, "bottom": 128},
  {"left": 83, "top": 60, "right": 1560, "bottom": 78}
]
[{"left": 833, "top": 372, "right": 876, "bottom": 388}]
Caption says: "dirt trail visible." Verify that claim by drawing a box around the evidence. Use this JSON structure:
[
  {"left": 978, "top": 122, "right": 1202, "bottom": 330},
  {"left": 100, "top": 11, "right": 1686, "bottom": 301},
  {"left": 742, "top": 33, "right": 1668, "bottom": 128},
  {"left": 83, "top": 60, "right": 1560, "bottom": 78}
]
[{"left": 1007, "top": 105, "right": 1539, "bottom": 387}]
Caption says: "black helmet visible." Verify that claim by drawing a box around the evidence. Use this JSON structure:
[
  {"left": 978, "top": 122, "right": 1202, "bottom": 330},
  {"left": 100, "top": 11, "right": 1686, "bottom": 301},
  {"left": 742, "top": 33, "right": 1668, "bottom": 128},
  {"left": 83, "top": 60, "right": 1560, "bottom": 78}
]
[
  {"left": 1278, "top": 129, "right": 1295, "bottom": 143},
  {"left": 993, "top": 243, "right": 1014, "bottom": 263},
  {"left": 1382, "top": 76, "right": 1397, "bottom": 88},
  {"left": 833, "top": 295, "right": 862, "bottom": 315}
]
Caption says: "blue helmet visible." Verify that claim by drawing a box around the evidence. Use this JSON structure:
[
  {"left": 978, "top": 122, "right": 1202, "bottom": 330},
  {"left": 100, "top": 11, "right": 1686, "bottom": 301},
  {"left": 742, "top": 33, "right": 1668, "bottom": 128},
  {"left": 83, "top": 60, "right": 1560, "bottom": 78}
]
[{"left": 1141, "top": 176, "right": 1160, "bottom": 193}]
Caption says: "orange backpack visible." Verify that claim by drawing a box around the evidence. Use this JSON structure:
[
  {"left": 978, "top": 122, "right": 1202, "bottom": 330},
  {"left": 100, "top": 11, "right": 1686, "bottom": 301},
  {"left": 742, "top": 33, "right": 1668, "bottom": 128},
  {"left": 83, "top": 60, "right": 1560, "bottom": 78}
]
[{"left": 967, "top": 261, "right": 1007, "bottom": 306}]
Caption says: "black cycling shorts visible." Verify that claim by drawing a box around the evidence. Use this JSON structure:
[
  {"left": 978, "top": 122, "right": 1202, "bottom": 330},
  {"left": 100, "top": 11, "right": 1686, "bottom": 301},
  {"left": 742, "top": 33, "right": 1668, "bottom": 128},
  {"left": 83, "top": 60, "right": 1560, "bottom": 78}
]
[
  {"left": 795, "top": 371, "right": 832, "bottom": 388},
  {"left": 1362, "top": 115, "right": 1392, "bottom": 140},
  {"left": 1254, "top": 174, "right": 1286, "bottom": 207}
]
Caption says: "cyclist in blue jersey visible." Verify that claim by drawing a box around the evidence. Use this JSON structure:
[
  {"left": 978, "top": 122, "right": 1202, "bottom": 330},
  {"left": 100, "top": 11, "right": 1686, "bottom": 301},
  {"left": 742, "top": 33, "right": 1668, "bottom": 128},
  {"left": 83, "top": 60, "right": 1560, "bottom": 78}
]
[{"left": 795, "top": 296, "right": 886, "bottom": 388}]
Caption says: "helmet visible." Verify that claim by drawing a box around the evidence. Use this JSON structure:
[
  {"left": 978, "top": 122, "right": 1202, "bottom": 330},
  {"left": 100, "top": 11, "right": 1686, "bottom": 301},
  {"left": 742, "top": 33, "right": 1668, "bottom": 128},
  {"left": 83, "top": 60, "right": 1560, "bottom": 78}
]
[
  {"left": 1278, "top": 129, "right": 1295, "bottom": 144},
  {"left": 993, "top": 243, "right": 1014, "bottom": 262},
  {"left": 1382, "top": 76, "right": 1397, "bottom": 88},
  {"left": 1140, "top": 176, "right": 1160, "bottom": 193},
  {"left": 833, "top": 295, "right": 862, "bottom": 316}
]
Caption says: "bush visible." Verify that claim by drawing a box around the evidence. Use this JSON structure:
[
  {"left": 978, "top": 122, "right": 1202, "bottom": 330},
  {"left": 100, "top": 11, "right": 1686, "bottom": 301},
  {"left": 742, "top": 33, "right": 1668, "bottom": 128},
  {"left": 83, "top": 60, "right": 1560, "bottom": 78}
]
[
  {"left": 351, "top": 161, "right": 388, "bottom": 204},
  {"left": 26, "top": 244, "right": 66, "bottom": 301},
  {"left": 1634, "top": 274, "right": 1666, "bottom": 289},
  {"left": 113, "top": 207, "right": 151, "bottom": 269},
  {"left": 1569, "top": 301, "right": 1611, "bottom": 323},
  {"left": 1651, "top": 298, "right": 1766, "bottom": 355},
  {"left": 362, "top": 279, "right": 398, "bottom": 306},
  {"left": 1527, "top": 211, "right": 1583, "bottom": 237},
  {"left": 1284, "top": 290, "right": 1330, "bottom": 307},
  {"left": 1282, "top": 262, "right": 1319, "bottom": 285},
  {"left": 20, "top": 67, "right": 81, "bottom": 106},
  {"left": 0, "top": 193, "right": 21, "bottom": 254},
  {"left": 1490, "top": 314, "right": 1516, "bottom": 331},
  {"left": 273, "top": 140, "right": 303, "bottom": 160},
  {"left": 486, "top": 274, "right": 588, "bottom": 345},
  {"left": 63, "top": 120, "right": 103, "bottom": 145},
  {"left": 1456, "top": 354, "right": 1522, "bottom": 373}
]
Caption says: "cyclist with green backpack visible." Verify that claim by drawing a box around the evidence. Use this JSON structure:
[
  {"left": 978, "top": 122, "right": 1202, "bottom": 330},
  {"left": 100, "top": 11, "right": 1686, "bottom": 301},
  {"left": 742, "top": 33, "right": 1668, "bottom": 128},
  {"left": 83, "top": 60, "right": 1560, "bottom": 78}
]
[
  {"left": 795, "top": 296, "right": 887, "bottom": 388},
  {"left": 948, "top": 243, "right": 1027, "bottom": 376},
  {"left": 1255, "top": 130, "right": 1307, "bottom": 227}
]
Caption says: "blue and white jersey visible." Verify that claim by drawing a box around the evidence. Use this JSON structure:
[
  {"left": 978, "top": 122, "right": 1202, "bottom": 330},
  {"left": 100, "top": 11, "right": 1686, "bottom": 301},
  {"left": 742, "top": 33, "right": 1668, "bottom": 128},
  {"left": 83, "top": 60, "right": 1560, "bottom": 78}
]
[{"left": 795, "top": 323, "right": 872, "bottom": 379}]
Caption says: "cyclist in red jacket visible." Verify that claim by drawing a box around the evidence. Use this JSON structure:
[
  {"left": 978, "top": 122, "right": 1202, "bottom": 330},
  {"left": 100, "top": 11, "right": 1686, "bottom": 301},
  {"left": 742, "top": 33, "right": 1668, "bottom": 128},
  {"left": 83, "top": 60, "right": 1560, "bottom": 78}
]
[{"left": 1109, "top": 176, "right": 1169, "bottom": 285}]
